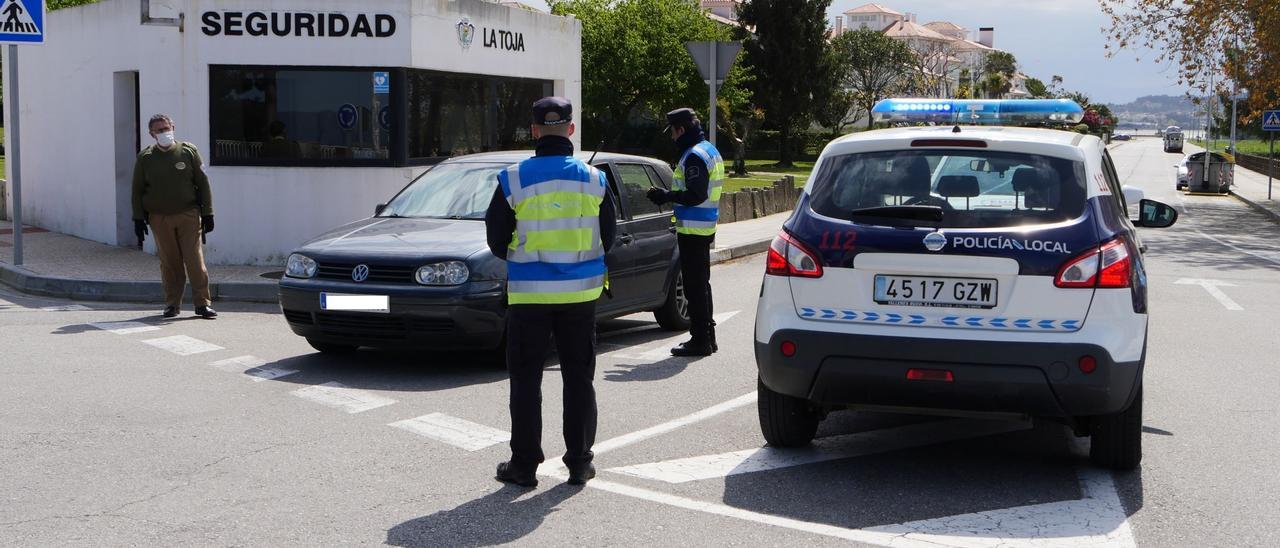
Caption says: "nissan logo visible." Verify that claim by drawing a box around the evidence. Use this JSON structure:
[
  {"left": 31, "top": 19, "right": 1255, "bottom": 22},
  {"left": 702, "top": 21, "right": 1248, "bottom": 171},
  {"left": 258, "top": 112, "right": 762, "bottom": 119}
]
[{"left": 351, "top": 264, "right": 370, "bottom": 282}]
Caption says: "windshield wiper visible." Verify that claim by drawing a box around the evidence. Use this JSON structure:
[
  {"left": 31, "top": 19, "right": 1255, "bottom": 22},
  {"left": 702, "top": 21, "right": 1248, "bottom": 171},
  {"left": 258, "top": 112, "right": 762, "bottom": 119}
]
[{"left": 848, "top": 205, "right": 944, "bottom": 223}]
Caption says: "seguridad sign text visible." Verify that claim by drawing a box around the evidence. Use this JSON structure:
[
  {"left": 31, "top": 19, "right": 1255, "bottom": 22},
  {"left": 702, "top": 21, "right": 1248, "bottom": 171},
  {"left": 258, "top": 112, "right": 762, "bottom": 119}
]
[{"left": 201, "top": 11, "right": 397, "bottom": 38}]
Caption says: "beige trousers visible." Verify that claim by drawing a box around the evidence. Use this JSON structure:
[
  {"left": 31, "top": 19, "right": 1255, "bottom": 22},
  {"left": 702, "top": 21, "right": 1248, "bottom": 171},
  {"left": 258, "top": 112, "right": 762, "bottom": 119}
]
[{"left": 148, "top": 209, "right": 211, "bottom": 308}]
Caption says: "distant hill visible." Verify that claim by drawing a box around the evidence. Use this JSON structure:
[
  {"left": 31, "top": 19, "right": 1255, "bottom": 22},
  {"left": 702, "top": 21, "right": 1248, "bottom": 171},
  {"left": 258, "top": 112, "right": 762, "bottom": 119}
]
[{"left": 1106, "top": 95, "right": 1206, "bottom": 130}]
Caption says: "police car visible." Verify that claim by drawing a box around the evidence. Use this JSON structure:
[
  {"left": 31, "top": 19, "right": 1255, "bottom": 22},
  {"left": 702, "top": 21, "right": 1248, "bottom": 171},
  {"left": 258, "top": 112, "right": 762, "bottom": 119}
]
[{"left": 754, "top": 99, "right": 1179, "bottom": 469}]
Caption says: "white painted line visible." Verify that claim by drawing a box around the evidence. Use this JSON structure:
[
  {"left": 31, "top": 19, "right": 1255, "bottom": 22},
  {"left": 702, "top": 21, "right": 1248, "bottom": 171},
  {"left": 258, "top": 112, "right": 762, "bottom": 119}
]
[
  {"left": 290, "top": 382, "right": 397, "bottom": 414},
  {"left": 1175, "top": 278, "right": 1243, "bottom": 310},
  {"left": 210, "top": 355, "right": 299, "bottom": 382},
  {"left": 550, "top": 463, "right": 1134, "bottom": 547},
  {"left": 1195, "top": 229, "right": 1280, "bottom": 267},
  {"left": 591, "top": 392, "right": 757, "bottom": 456},
  {"left": 90, "top": 321, "right": 161, "bottom": 335},
  {"left": 389, "top": 413, "right": 511, "bottom": 451},
  {"left": 141, "top": 335, "right": 225, "bottom": 356},
  {"left": 41, "top": 304, "right": 92, "bottom": 311},
  {"left": 608, "top": 419, "right": 1030, "bottom": 483},
  {"left": 601, "top": 310, "right": 742, "bottom": 361}
]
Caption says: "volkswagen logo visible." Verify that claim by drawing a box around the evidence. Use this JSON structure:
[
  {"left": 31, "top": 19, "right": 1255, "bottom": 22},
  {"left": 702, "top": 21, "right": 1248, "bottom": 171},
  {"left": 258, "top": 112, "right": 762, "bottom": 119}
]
[
  {"left": 351, "top": 264, "right": 370, "bottom": 283},
  {"left": 923, "top": 232, "right": 947, "bottom": 252}
]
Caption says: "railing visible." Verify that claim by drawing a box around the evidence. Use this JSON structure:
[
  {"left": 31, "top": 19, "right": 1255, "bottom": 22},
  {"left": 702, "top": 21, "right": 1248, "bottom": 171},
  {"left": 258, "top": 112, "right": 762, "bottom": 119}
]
[
  {"left": 1235, "top": 153, "right": 1278, "bottom": 179},
  {"left": 717, "top": 176, "right": 799, "bottom": 224}
]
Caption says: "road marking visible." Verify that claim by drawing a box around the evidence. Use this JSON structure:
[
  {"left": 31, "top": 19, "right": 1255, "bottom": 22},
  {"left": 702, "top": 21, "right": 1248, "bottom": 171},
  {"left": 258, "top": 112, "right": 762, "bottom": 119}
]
[
  {"left": 593, "top": 391, "right": 756, "bottom": 455},
  {"left": 607, "top": 419, "right": 1031, "bottom": 483},
  {"left": 42, "top": 304, "right": 92, "bottom": 311},
  {"left": 90, "top": 321, "right": 161, "bottom": 335},
  {"left": 290, "top": 382, "right": 397, "bottom": 414},
  {"left": 1194, "top": 229, "right": 1280, "bottom": 267},
  {"left": 601, "top": 311, "right": 741, "bottom": 361},
  {"left": 141, "top": 335, "right": 225, "bottom": 355},
  {"left": 210, "top": 355, "right": 299, "bottom": 382},
  {"left": 1175, "top": 278, "right": 1243, "bottom": 310},
  {"left": 389, "top": 413, "right": 511, "bottom": 451}
]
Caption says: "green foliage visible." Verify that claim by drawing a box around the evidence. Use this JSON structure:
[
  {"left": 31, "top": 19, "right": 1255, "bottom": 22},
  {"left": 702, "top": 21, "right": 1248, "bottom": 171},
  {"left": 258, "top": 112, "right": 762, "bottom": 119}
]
[
  {"left": 829, "top": 28, "right": 913, "bottom": 129},
  {"left": 736, "top": 0, "right": 836, "bottom": 167},
  {"left": 49, "top": 0, "right": 99, "bottom": 10},
  {"left": 984, "top": 51, "right": 1017, "bottom": 78},
  {"left": 1025, "top": 77, "right": 1048, "bottom": 98},
  {"left": 550, "top": 0, "right": 735, "bottom": 149}
]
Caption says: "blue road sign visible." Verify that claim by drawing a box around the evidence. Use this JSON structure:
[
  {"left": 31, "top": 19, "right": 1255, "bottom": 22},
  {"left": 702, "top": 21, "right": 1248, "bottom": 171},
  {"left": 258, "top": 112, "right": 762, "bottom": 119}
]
[
  {"left": 373, "top": 71, "right": 390, "bottom": 94},
  {"left": 337, "top": 103, "right": 359, "bottom": 130},
  {"left": 0, "top": 0, "right": 45, "bottom": 44},
  {"left": 1263, "top": 110, "right": 1280, "bottom": 132}
]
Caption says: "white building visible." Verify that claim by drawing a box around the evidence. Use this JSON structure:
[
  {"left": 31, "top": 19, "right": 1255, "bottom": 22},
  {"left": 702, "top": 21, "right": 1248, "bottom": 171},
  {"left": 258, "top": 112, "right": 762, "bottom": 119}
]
[
  {"left": 3, "top": 0, "right": 582, "bottom": 265},
  {"left": 841, "top": 3, "right": 903, "bottom": 32}
]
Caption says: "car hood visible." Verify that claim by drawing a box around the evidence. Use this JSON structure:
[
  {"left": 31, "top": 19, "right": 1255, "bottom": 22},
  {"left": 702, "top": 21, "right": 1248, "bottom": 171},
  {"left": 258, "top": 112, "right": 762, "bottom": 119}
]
[{"left": 296, "top": 217, "right": 490, "bottom": 261}]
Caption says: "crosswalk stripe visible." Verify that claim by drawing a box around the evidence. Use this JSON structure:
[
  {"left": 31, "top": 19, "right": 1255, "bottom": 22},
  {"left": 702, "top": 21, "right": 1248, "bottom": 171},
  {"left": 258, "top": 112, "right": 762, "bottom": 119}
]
[
  {"left": 90, "top": 321, "right": 161, "bottom": 335},
  {"left": 290, "top": 382, "right": 397, "bottom": 414},
  {"left": 389, "top": 413, "right": 511, "bottom": 451},
  {"left": 141, "top": 335, "right": 224, "bottom": 356},
  {"left": 210, "top": 355, "right": 298, "bottom": 382}
]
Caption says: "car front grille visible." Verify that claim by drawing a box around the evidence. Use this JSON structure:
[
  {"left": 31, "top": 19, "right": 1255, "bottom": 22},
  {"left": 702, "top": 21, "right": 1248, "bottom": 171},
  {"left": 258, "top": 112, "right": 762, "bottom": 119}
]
[
  {"left": 316, "top": 262, "right": 418, "bottom": 284},
  {"left": 313, "top": 312, "right": 454, "bottom": 340}
]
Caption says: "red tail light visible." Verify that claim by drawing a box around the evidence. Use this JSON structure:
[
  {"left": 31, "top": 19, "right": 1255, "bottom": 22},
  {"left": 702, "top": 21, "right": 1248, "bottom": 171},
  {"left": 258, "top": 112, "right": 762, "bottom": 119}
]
[
  {"left": 1055, "top": 237, "right": 1131, "bottom": 288},
  {"left": 906, "top": 368, "right": 954, "bottom": 382},
  {"left": 765, "top": 230, "right": 823, "bottom": 278}
]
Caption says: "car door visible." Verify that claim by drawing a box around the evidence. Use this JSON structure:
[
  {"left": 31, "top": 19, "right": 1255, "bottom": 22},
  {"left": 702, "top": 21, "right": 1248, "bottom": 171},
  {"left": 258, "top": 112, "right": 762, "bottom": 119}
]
[
  {"left": 592, "top": 162, "right": 639, "bottom": 314},
  {"left": 612, "top": 161, "right": 678, "bottom": 307}
]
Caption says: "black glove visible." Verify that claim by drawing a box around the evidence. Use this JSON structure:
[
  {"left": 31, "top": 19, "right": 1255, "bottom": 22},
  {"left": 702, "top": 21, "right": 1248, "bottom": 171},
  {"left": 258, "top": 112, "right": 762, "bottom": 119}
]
[
  {"left": 646, "top": 187, "right": 669, "bottom": 205},
  {"left": 201, "top": 215, "right": 215, "bottom": 234},
  {"left": 134, "top": 220, "right": 148, "bottom": 246}
]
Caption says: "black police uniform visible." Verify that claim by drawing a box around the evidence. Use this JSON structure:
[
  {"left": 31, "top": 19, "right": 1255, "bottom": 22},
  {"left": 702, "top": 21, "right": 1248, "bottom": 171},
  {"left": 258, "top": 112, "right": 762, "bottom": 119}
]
[{"left": 484, "top": 97, "right": 617, "bottom": 487}]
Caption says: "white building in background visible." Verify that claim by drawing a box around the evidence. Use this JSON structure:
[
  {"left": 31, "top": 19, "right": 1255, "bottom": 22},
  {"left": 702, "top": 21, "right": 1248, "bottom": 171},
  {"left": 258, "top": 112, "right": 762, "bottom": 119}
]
[
  {"left": 3, "top": 0, "right": 582, "bottom": 265},
  {"left": 841, "top": 3, "right": 903, "bottom": 31}
]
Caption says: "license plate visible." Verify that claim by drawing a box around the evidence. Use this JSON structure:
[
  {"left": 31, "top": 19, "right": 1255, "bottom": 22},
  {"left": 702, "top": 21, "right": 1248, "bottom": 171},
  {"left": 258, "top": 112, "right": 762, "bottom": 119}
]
[
  {"left": 873, "top": 275, "right": 997, "bottom": 309},
  {"left": 320, "top": 293, "right": 390, "bottom": 313}
]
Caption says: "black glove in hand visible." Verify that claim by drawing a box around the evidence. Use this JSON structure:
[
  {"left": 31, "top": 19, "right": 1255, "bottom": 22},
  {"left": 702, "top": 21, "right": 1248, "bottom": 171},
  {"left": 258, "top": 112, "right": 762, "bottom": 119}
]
[
  {"left": 134, "top": 220, "right": 148, "bottom": 245},
  {"left": 646, "top": 187, "right": 669, "bottom": 205},
  {"left": 201, "top": 215, "right": 215, "bottom": 234}
]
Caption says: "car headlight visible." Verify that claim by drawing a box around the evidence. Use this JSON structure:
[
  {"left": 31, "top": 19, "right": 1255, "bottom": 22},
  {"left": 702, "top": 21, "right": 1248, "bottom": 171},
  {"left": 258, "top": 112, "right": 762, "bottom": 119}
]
[
  {"left": 416, "top": 261, "right": 469, "bottom": 285},
  {"left": 285, "top": 253, "right": 317, "bottom": 279}
]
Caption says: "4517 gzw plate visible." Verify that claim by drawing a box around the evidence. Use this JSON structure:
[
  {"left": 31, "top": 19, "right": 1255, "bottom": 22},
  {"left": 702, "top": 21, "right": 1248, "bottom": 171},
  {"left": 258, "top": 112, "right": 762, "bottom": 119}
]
[{"left": 873, "top": 275, "right": 997, "bottom": 309}]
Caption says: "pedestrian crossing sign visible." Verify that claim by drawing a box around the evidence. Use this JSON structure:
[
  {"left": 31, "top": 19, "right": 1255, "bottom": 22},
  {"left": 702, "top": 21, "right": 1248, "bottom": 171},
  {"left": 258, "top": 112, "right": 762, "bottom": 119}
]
[
  {"left": 0, "top": 0, "right": 43, "bottom": 44},
  {"left": 1263, "top": 110, "right": 1280, "bottom": 132}
]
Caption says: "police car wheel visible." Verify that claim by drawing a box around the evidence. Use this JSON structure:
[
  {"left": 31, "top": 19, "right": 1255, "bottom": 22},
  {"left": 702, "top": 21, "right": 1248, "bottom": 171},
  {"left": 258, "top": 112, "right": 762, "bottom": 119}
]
[
  {"left": 654, "top": 271, "right": 691, "bottom": 331},
  {"left": 1088, "top": 385, "right": 1143, "bottom": 470},
  {"left": 306, "top": 338, "right": 358, "bottom": 355},
  {"left": 757, "top": 378, "right": 820, "bottom": 447}
]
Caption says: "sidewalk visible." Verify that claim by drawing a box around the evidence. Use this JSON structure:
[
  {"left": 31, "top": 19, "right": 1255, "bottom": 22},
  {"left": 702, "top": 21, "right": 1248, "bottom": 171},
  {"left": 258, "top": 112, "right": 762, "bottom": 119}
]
[
  {"left": 0, "top": 213, "right": 788, "bottom": 304},
  {"left": 1184, "top": 143, "right": 1280, "bottom": 223}
]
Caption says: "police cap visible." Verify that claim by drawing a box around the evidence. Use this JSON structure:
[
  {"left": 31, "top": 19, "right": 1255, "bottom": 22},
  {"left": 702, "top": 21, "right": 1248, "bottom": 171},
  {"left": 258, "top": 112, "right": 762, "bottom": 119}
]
[
  {"left": 665, "top": 107, "right": 698, "bottom": 130},
  {"left": 532, "top": 96, "right": 573, "bottom": 126}
]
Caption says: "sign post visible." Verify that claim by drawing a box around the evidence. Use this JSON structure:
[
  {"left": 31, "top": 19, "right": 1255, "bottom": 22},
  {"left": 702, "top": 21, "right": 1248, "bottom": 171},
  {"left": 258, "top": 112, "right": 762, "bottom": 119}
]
[
  {"left": 1262, "top": 109, "right": 1280, "bottom": 199},
  {"left": 1, "top": 0, "right": 46, "bottom": 266},
  {"left": 683, "top": 41, "right": 741, "bottom": 147}
]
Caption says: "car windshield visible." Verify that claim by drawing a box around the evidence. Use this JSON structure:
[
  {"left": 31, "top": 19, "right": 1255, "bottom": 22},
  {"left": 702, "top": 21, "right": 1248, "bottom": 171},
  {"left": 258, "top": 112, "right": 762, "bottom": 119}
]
[
  {"left": 809, "top": 149, "right": 1087, "bottom": 228},
  {"left": 379, "top": 162, "right": 508, "bottom": 219}
]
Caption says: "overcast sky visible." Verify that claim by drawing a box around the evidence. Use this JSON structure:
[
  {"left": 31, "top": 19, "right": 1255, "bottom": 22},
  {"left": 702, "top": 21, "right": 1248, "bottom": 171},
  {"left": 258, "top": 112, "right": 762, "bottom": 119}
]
[{"left": 531, "top": 0, "right": 1188, "bottom": 105}]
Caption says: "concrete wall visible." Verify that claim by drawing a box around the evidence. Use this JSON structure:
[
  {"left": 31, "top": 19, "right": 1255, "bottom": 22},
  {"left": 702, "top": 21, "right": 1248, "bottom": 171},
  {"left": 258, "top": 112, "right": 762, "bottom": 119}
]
[{"left": 4, "top": 0, "right": 581, "bottom": 265}]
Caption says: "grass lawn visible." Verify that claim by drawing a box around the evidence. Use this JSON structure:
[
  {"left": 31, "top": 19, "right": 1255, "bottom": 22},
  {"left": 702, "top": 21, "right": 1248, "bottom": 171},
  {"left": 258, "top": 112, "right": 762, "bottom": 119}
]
[
  {"left": 722, "top": 159, "right": 815, "bottom": 193},
  {"left": 1189, "top": 138, "right": 1280, "bottom": 158},
  {"left": 1, "top": 156, "right": 6, "bottom": 176}
]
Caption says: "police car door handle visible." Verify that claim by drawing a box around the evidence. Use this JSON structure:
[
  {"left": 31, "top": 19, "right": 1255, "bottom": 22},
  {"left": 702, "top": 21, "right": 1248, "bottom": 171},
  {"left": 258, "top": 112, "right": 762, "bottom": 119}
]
[{"left": 619, "top": 234, "right": 635, "bottom": 245}]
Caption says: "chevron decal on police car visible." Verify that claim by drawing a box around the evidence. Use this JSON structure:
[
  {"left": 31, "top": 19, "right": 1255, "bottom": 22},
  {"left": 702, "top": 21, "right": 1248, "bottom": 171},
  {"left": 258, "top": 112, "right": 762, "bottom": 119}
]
[{"left": 798, "top": 308, "right": 1083, "bottom": 332}]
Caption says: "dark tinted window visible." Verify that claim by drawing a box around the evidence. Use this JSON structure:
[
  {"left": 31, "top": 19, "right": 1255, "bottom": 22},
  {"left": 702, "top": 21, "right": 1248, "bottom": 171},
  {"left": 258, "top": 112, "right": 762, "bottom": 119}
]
[
  {"left": 809, "top": 150, "right": 1087, "bottom": 228},
  {"left": 210, "top": 66, "right": 391, "bottom": 165},
  {"left": 406, "top": 70, "right": 552, "bottom": 160}
]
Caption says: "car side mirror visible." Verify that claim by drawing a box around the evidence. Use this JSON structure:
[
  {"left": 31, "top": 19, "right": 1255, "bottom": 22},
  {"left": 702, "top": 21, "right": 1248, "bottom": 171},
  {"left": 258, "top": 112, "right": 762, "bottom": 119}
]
[
  {"left": 375, "top": 203, "right": 387, "bottom": 216},
  {"left": 1135, "top": 199, "right": 1178, "bottom": 228}
]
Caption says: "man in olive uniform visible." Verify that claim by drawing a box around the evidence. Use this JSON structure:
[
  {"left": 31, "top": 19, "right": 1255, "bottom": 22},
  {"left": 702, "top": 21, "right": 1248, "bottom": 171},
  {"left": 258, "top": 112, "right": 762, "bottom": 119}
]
[{"left": 132, "top": 114, "right": 217, "bottom": 319}]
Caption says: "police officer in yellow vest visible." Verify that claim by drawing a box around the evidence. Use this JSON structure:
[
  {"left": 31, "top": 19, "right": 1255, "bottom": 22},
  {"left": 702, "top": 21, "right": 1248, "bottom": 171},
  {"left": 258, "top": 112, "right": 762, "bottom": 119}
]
[
  {"left": 647, "top": 108, "right": 724, "bottom": 357},
  {"left": 485, "top": 97, "right": 617, "bottom": 488}
]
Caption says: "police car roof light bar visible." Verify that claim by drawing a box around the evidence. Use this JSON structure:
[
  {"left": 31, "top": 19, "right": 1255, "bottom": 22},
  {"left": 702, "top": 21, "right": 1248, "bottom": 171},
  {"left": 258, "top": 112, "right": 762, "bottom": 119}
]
[{"left": 871, "top": 99, "right": 1084, "bottom": 125}]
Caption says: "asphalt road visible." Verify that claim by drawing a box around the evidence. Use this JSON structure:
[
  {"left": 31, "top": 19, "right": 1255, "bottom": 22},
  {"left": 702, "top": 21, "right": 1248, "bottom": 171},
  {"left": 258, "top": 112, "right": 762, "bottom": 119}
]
[{"left": 3, "top": 136, "right": 1278, "bottom": 547}]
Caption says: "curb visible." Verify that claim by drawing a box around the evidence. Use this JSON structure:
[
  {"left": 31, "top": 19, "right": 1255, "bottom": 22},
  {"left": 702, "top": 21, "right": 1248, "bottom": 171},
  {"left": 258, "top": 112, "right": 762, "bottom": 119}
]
[
  {"left": 0, "top": 261, "right": 278, "bottom": 304},
  {"left": 1229, "top": 190, "right": 1280, "bottom": 223},
  {"left": 0, "top": 238, "right": 775, "bottom": 304}
]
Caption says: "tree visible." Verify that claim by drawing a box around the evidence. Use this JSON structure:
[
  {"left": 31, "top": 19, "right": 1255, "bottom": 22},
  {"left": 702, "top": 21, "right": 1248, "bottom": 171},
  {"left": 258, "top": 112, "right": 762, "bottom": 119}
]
[
  {"left": 1100, "top": 0, "right": 1279, "bottom": 119},
  {"left": 550, "top": 0, "right": 735, "bottom": 149},
  {"left": 736, "top": 0, "right": 837, "bottom": 167},
  {"left": 1025, "top": 77, "right": 1049, "bottom": 98},
  {"left": 830, "top": 28, "right": 913, "bottom": 129},
  {"left": 49, "top": 0, "right": 99, "bottom": 9}
]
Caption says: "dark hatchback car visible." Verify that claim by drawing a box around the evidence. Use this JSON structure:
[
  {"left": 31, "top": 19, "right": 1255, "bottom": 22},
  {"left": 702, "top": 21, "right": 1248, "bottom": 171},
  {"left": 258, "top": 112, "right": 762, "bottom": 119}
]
[{"left": 279, "top": 151, "right": 689, "bottom": 354}]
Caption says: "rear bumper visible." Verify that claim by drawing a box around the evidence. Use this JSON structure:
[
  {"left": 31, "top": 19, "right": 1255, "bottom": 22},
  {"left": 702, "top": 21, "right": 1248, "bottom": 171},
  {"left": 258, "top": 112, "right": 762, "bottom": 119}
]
[{"left": 756, "top": 330, "right": 1143, "bottom": 417}]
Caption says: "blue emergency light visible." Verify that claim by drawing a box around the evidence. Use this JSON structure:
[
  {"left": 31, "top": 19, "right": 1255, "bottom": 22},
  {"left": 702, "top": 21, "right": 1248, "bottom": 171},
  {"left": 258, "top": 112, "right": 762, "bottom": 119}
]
[{"left": 871, "top": 99, "right": 1084, "bottom": 124}]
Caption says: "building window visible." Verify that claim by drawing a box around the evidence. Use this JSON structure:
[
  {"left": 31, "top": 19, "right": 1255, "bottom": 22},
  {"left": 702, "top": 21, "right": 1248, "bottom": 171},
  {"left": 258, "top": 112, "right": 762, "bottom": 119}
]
[
  {"left": 209, "top": 66, "right": 394, "bottom": 166},
  {"left": 405, "top": 69, "right": 552, "bottom": 162}
]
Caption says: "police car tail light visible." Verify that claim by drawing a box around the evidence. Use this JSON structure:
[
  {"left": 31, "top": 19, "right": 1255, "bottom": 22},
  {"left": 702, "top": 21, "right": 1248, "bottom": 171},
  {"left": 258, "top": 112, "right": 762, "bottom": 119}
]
[
  {"left": 1055, "top": 238, "right": 1131, "bottom": 289},
  {"left": 766, "top": 230, "right": 823, "bottom": 278}
]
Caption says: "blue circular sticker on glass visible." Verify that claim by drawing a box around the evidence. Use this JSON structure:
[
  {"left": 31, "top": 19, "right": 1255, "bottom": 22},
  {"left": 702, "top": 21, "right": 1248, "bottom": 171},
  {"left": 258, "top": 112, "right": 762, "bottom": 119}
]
[{"left": 337, "top": 103, "right": 359, "bottom": 130}]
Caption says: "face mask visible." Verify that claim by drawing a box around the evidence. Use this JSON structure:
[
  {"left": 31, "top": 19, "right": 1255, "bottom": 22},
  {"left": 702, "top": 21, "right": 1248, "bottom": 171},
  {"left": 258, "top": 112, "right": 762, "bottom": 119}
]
[{"left": 156, "top": 131, "right": 176, "bottom": 147}]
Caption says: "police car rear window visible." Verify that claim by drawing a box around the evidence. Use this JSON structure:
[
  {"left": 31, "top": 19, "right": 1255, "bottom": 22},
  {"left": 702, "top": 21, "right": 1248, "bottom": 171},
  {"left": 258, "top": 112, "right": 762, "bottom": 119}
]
[{"left": 808, "top": 150, "right": 1087, "bottom": 228}]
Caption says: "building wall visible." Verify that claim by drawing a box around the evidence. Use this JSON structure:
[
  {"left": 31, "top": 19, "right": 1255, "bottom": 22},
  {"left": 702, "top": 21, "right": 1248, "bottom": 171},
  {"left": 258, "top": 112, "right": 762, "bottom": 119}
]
[{"left": 4, "top": 0, "right": 581, "bottom": 266}]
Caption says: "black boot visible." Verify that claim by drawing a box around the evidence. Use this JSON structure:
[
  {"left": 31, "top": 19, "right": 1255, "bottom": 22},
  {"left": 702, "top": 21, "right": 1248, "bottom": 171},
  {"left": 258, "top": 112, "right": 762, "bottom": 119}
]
[
  {"left": 708, "top": 322, "right": 718, "bottom": 353},
  {"left": 671, "top": 338, "right": 715, "bottom": 357},
  {"left": 495, "top": 461, "right": 538, "bottom": 488}
]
